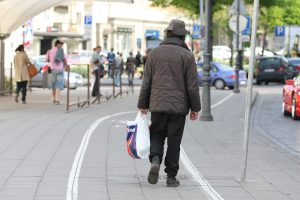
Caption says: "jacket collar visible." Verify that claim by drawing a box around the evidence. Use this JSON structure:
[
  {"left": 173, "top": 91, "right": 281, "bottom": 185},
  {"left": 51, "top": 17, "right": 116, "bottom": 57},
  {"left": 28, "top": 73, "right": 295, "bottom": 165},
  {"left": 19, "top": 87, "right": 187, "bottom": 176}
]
[{"left": 160, "top": 37, "right": 189, "bottom": 50}]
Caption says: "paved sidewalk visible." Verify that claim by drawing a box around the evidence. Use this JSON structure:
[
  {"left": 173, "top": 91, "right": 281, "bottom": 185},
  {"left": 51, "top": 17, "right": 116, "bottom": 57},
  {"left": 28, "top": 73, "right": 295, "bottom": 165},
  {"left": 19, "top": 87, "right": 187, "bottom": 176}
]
[{"left": 0, "top": 88, "right": 300, "bottom": 200}]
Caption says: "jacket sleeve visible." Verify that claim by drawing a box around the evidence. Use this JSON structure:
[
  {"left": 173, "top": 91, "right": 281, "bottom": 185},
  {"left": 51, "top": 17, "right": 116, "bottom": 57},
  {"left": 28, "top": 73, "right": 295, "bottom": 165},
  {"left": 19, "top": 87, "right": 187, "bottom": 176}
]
[
  {"left": 24, "top": 53, "right": 30, "bottom": 65},
  {"left": 137, "top": 53, "right": 152, "bottom": 109},
  {"left": 186, "top": 54, "right": 201, "bottom": 112}
]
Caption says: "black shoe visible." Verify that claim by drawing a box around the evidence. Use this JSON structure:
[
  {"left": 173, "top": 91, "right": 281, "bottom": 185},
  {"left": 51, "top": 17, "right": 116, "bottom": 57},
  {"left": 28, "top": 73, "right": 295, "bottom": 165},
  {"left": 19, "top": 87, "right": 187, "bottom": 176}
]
[
  {"left": 22, "top": 100, "right": 26, "bottom": 104},
  {"left": 166, "top": 176, "right": 180, "bottom": 187},
  {"left": 148, "top": 156, "right": 160, "bottom": 184}
]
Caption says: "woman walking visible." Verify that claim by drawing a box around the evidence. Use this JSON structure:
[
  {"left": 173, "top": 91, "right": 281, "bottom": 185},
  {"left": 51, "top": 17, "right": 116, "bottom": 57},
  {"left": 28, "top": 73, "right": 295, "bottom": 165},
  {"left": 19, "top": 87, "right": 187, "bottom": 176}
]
[
  {"left": 47, "top": 40, "right": 67, "bottom": 105},
  {"left": 14, "top": 44, "right": 31, "bottom": 104}
]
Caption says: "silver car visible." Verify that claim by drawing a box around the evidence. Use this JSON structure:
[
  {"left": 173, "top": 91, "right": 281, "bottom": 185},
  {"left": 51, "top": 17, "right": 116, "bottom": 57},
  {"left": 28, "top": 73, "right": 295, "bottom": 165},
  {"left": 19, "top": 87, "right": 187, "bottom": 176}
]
[{"left": 30, "top": 56, "right": 83, "bottom": 89}]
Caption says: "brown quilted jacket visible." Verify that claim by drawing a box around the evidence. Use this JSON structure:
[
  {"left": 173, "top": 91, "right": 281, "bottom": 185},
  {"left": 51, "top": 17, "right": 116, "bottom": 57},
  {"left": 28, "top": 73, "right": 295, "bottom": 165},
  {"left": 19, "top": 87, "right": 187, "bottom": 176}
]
[{"left": 138, "top": 37, "right": 201, "bottom": 115}]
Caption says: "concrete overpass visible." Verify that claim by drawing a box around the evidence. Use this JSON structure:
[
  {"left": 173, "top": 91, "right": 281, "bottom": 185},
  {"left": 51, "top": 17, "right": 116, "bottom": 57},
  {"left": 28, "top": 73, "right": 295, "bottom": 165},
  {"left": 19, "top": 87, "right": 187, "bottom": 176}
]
[{"left": 0, "top": 0, "right": 132, "bottom": 93}]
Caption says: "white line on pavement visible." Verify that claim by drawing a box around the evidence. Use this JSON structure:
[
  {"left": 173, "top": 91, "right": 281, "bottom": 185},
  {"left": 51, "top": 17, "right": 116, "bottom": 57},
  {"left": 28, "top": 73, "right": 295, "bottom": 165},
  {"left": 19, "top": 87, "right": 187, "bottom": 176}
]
[
  {"left": 180, "top": 92, "right": 233, "bottom": 200},
  {"left": 211, "top": 93, "right": 234, "bottom": 109},
  {"left": 66, "top": 111, "right": 136, "bottom": 200},
  {"left": 67, "top": 92, "right": 233, "bottom": 200}
]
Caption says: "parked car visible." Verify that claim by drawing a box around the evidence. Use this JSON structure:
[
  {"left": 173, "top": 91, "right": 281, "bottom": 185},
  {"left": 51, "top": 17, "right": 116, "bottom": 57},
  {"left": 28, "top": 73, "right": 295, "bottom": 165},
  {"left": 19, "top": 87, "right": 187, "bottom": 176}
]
[
  {"left": 30, "top": 55, "right": 83, "bottom": 89},
  {"left": 282, "top": 74, "right": 300, "bottom": 120},
  {"left": 287, "top": 58, "right": 300, "bottom": 79},
  {"left": 255, "top": 56, "right": 289, "bottom": 85},
  {"left": 197, "top": 62, "right": 247, "bottom": 90}
]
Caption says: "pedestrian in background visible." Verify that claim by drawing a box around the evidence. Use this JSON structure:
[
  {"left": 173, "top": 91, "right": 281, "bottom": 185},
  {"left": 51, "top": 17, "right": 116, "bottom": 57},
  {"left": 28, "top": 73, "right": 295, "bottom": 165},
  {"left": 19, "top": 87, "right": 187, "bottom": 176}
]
[
  {"left": 91, "top": 46, "right": 104, "bottom": 97},
  {"left": 107, "top": 48, "right": 116, "bottom": 78},
  {"left": 141, "top": 48, "right": 151, "bottom": 79},
  {"left": 142, "top": 48, "right": 151, "bottom": 67},
  {"left": 126, "top": 51, "right": 135, "bottom": 87},
  {"left": 138, "top": 19, "right": 201, "bottom": 187},
  {"left": 47, "top": 40, "right": 67, "bottom": 105},
  {"left": 14, "top": 44, "right": 31, "bottom": 104},
  {"left": 114, "top": 52, "right": 124, "bottom": 87},
  {"left": 135, "top": 50, "right": 142, "bottom": 68}
]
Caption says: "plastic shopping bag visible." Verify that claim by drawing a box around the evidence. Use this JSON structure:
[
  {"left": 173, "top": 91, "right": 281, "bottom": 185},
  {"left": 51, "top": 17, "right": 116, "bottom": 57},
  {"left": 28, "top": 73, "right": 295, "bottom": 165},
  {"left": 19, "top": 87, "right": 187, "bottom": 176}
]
[{"left": 126, "top": 112, "right": 150, "bottom": 159}]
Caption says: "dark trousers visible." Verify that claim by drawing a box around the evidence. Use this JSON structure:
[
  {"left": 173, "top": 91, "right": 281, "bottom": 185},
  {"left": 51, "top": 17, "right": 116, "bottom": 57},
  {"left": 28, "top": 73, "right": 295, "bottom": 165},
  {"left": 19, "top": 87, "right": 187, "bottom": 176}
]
[
  {"left": 16, "top": 81, "right": 28, "bottom": 101},
  {"left": 92, "top": 69, "right": 100, "bottom": 97},
  {"left": 150, "top": 112, "right": 186, "bottom": 177}
]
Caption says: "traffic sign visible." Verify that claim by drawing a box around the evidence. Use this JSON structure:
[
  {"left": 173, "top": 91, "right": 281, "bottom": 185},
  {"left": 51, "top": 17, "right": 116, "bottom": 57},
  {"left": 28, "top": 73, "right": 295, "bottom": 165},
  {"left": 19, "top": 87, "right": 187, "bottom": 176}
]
[
  {"left": 229, "top": 15, "right": 248, "bottom": 33},
  {"left": 192, "top": 24, "right": 200, "bottom": 39},
  {"left": 84, "top": 15, "right": 92, "bottom": 25},
  {"left": 275, "top": 26, "right": 285, "bottom": 37},
  {"left": 230, "top": 0, "right": 248, "bottom": 15},
  {"left": 242, "top": 16, "right": 251, "bottom": 35}
]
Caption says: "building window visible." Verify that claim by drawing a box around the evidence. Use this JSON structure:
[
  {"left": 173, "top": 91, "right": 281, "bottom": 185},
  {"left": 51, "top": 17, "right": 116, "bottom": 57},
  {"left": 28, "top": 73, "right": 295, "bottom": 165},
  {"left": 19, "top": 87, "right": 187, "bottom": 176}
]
[{"left": 116, "top": 27, "right": 133, "bottom": 56}]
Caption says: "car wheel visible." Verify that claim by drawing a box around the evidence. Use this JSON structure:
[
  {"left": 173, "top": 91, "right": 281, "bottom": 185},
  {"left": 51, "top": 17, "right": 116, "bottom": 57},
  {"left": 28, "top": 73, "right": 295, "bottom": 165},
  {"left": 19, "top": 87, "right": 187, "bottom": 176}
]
[
  {"left": 256, "top": 80, "right": 261, "bottom": 85},
  {"left": 214, "top": 79, "right": 225, "bottom": 90},
  {"left": 265, "top": 82, "right": 269, "bottom": 85},
  {"left": 282, "top": 102, "right": 290, "bottom": 116},
  {"left": 292, "top": 96, "right": 299, "bottom": 120},
  {"left": 228, "top": 86, "right": 234, "bottom": 90}
]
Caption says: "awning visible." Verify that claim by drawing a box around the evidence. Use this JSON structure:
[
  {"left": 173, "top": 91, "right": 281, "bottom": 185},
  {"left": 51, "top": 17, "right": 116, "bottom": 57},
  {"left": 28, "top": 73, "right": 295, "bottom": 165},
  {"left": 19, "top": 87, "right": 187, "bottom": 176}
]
[
  {"left": 0, "top": 0, "right": 133, "bottom": 35},
  {"left": 34, "top": 31, "right": 84, "bottom": 39}
]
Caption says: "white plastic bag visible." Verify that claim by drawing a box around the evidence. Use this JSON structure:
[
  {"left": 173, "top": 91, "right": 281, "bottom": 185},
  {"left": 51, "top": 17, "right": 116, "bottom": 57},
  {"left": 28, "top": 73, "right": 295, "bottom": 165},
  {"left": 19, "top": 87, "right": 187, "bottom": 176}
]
[{"left": 126, "top": 112, "right": 150, "bottom": 159}]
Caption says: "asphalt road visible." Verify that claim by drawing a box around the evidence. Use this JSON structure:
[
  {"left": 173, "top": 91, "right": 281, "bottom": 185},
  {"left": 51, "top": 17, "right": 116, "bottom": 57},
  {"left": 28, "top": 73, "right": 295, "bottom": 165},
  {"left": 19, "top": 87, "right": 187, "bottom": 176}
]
[{"left": 252, "top": 83, "right": 300, "bottom": 158}]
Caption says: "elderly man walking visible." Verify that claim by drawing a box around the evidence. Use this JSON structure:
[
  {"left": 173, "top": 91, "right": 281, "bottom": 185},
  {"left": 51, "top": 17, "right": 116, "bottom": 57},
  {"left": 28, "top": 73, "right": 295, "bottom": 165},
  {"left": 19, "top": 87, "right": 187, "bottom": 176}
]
[{"left": 138, "top": 19, "right": 201, "bottom": 187}]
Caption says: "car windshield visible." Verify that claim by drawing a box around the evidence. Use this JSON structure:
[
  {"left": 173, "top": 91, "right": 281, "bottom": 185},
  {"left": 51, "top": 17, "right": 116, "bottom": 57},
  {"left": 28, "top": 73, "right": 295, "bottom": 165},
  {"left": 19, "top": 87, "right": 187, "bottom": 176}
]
[
  {"left": 288, "top": 59, "right": 300, "bottom": 65},
  {"left": 259, "top": 58, "right": 281, "bottom": 69},
  {"left": 216, "top": 63, "right": 232, "bottom": 71}
]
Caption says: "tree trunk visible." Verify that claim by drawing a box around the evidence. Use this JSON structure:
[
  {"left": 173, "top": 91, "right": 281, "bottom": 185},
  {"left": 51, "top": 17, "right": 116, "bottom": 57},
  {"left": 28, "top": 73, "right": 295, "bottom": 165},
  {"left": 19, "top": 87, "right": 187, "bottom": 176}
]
[{"left": 262, "top": 25, "right": 268, "bottom": 56}]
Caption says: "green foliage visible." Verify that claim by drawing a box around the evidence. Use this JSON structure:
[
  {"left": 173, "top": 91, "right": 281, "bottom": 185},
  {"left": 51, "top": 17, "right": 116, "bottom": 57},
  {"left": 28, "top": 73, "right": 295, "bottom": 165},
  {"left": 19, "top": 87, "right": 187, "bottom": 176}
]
[
  {"left": 283, "top": 0, "right": 300, "bottom": 25},
  {"left": 4, "top": 76, "right": 14, "bottom": 92},
  {"left": 70, "top": 65, "right": 88, "bottom": 78}
]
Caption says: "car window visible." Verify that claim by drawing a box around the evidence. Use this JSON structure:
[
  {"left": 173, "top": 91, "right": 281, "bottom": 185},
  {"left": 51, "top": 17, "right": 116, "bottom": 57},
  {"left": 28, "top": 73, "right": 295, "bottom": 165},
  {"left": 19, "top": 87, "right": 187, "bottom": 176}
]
[
  {"left": 215, "top": 63, "right": 232, "bottom": 71},
  {"left": 197, "top": 63, "right": 217, "bottom": 72},
  {"left": 258, "top": 58, "right": 281, "bottom": 69},
  {"left": 288, "top": 59, "right": 300, "bottom": 65}
]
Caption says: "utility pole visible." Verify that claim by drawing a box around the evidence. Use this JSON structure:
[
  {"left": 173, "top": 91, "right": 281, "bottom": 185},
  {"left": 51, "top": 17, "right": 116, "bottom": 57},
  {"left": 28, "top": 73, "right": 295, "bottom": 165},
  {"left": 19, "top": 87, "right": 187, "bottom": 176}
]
[
  {"left": 240, "top": 0, "right": 260, "bottom": 181},
  {"left": 200, "top": 0, "right": 213, "bottom": 121},
  {"left": 233, "top": 0, "right": 241, "bottom": 93}
]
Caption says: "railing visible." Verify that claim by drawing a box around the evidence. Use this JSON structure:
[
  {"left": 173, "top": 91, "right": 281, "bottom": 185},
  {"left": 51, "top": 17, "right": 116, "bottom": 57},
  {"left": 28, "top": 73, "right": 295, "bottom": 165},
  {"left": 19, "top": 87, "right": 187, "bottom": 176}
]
[
  {"left": 66, "top": 64, "right": 90, "bottom": 112},
  {"left": 0, "top": 63, "right": 13, "bottom": 96}
]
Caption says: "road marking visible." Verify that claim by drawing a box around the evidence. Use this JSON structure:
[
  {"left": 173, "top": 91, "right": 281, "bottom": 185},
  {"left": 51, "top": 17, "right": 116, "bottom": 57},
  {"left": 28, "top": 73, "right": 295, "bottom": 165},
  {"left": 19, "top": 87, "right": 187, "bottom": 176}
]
[
  {"left": 67, "top": 92, "right": 233, "bottom": 200},
  {"left": 211, "top": 93, "right": 234, "bottom": 109},
  {"left": 66, "top": 111, "right": 136, "bottom": 200},
  {"left": 180, "top": 92, "right": 233, "bottom": 200}
]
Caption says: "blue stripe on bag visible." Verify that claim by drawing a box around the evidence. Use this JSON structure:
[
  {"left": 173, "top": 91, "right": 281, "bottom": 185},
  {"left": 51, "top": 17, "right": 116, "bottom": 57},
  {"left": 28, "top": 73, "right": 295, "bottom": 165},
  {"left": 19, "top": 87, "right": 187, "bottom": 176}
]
[{"left": 126, "top": 124, "right": 140, "bottom": 159}]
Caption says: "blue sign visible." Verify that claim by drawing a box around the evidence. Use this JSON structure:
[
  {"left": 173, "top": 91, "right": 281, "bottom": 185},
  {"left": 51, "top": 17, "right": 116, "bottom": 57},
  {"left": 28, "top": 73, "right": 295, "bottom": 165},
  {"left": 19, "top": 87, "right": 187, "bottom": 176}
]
[
  {"left": 192, "top": 24, "right": 201, "bottom": 39},
  {"left": 242, "top": 16, "right": 251, "bottom": 35},
  {"left": 275, "top": 26, "right": 285, "bottom": 37},
  {"left": 145, "top": 30, "right": 160, "bottom": 39},
  {"left": 84, "top": 15, "right": 92, "bottom": 25}
]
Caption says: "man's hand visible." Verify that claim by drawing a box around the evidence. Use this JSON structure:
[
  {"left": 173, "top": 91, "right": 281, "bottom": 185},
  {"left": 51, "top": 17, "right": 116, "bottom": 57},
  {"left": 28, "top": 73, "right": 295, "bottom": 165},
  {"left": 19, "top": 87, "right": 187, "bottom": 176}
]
[
  {"left": 139, "top": 108, "right": 148, "bottom": 115},
  {"left": 190, "top": 111, "right": 198, "bottom": 120}
]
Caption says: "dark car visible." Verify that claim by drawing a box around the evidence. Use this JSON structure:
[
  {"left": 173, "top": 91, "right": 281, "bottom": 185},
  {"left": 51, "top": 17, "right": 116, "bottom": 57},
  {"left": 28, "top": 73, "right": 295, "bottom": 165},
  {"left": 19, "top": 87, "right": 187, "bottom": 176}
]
[
  {"left": 287, "top": 58, "right": 300, "bottom": 79},
  {"left": 255, "top": 56, "right": 289, "bottom": 85}
]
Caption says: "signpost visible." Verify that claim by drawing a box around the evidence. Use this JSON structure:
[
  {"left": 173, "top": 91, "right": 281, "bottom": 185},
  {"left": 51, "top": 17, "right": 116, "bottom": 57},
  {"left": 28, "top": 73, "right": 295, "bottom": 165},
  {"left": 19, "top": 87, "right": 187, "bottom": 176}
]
[
  {"left": 241, "top": 0, "right": 260, "bottom": 182},
  {"left": 274, "top": 26, "right": 286, "bottom": 51},
  {"left": 84, "top": 0, "right": 92, "bottom": 50},
  {"left": 229, "top": 15, "right": 248, "bottom": 33}
]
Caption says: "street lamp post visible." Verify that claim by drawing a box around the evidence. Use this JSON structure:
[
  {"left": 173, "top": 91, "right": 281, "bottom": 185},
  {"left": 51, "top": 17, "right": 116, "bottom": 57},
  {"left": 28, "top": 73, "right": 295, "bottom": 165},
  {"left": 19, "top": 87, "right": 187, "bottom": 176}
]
[
  {"left": 200, "top": 0, "right": 213, "bottom": 121},
  {"left": 0, "top": 35, "right": 6, "bottom": 95},
  {"left": 233, "top": 0, "right": 241, "bottom": 93}
]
